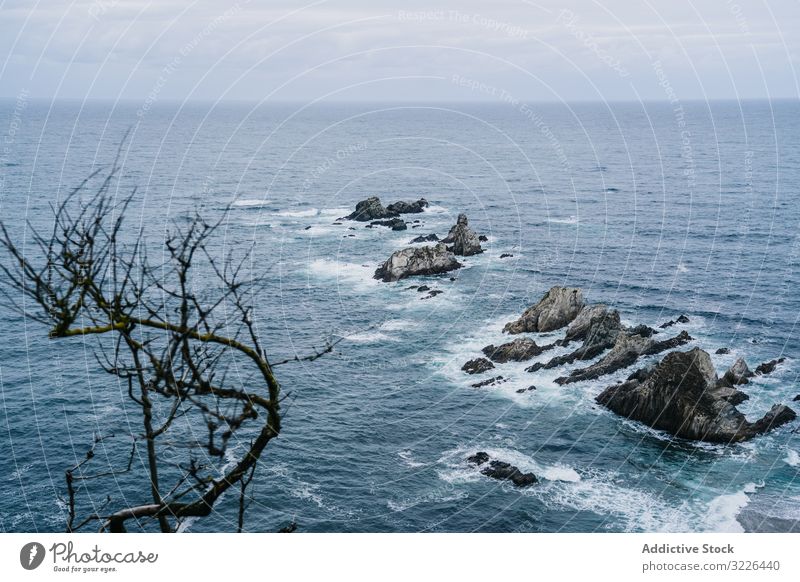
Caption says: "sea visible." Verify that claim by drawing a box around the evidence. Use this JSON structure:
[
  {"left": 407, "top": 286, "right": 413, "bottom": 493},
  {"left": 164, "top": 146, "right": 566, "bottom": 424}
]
[{"left": 0, "top": 99, "right": 798, "bottom": 532}]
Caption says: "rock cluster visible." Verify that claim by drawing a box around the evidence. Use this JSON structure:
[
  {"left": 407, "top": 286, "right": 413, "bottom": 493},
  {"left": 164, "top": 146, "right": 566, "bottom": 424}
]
[
  {"left": 467, "top": 452, "right": 538, "bottom": 487},
  {"left": 441, "top": 213, "right": 483, "bottom": 256},
  {"left": 346, "top": 196, "right": 428, "bottom": 221},
  {"left": 503, "top": 287, "right": 584, "bottom": 334},
  {"left": 596, "top": 348, "right": 796, "bottom": 442}
]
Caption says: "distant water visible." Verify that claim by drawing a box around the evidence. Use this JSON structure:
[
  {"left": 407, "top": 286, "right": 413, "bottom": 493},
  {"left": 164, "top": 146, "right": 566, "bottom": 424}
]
[{"left": 1, "top": 99, "right": 799, "bottom": 532}]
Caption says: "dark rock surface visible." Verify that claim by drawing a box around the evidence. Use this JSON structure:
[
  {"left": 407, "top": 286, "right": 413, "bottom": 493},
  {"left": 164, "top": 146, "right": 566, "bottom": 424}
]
[
  {"left": 596, "top": 348, "right": 796, "bottom": 442},
  {"left": 504, "top": 287, "right": 585, "bottom": 334},
  {"left": 659, "top": 315, "right": 690, "bottom": 329},
  {"left": 715, "top": 347, "right": 731, "bottom": 355},
  {"left": 482, "top": 337, "right": 547, "bottom": 363},
  {"left": 466, "top": 452, "right": 538, "bottom": 487},
  {"left": 347, "top": 197, "right": 398, "bottom": 221},
  {"left": 369, "top": 218, "right": 407, "bottom": 230},
  {"left": 374, "top": 243, "right": 461, "bottom": 282},
  {"left": 471, "top": 376, "right": 507, "bottom": 388},
  {"left": 500, "top": 253, "right": 513, "bottom": 259},
  {"left": 441, "top": 213, "right": 483, "bottom": 256},
  {"left": 555, "top": 329, "right": 692, "bottom": 385},
  {"left": 409, "top": 234, "right": 439, "bottom": 243},
  {"left": 386, "top": 198, "right": 428, "bottom": 215},
  {"left": 527, "top": 306, "right": 623, "bottom": 373},
  {"left": 755, "top": 358, "right": 785, "bottom": 376},
  {"left": 462, "top": 358, "right": 495, "bottom": 375},
  {"left": 720, "top": 358, "right": 753, "bottom": 386}
]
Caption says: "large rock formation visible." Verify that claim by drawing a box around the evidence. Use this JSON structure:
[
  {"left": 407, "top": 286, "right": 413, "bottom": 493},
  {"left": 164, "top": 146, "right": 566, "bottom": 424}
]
[
  {"left": 374, "top": 243, "right": 461, "bottom": 282},
  {"left": 441, "top": 213, "right": 483, "bottom": 256},
  {"left": 347, "top": 197, "right": 398, "bottom": 221},
  {"left": 482, "top": 337, "right": 547, "bottom": 363},
  {"left": 596, "top": 348, "right": 797, "bottom": 443},
  {"left": 386, "top": 198, "right": 428, "bottom": 214},
  {"left": 527, "top": 306, "right": 622, "bottom": 372},
  {"left": 555, "top": 329, "right": 692, "bottom": 385},
  {"left": 504, "top": 287, "right": 585, "bottom": 334},
  {"left": 467, "top": 452, "right": 538, "bottom": 487}
]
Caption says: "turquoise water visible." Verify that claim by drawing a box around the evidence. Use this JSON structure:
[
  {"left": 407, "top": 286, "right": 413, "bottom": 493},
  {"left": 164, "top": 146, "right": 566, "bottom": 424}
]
[{"left": 1, "top": 99, "right": 798, "bottom": 532}]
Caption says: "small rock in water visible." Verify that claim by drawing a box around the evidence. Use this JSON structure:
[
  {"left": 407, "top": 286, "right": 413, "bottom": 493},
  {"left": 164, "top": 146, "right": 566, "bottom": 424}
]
[
  {"left": 755, "top": 358, "right": 785, "bottom": 375},
  {"left": 423, "top": 290, "right": 444, "bottom": 299},
  {"left": 500, "top": 253, "right": 514, "bottom": 259},
  {"left": 466, "top": 452, "right": 538, "bottom": 487},
  {"left": 417, "top": 285, "right": 430, "bottom": 292},
  {"left": 478, "top": 235, "right": 488, "bottom": 242},
  {"left": 409, "top": 234, "right": 439, "bottom": 244},
  {"left": 715, "top": 347, "right": 731, "bottom": 355},
  {"left": 467, "top": 451, "right": 490, "bottom": 465},
  {"left": 471, "top": 376, "right": 506, "bottom": 388},
  {"left": 793, "top": 394, "right": 800, "bottom": 402},
  {"left": 516, "top": 385, "right": 537, "bottom": 393},
  {"left": 304, "top": 225, "right": 312, "bottom": 230},
  {"left": 462, "top": 358, "right": 495, "bottom": 375}
]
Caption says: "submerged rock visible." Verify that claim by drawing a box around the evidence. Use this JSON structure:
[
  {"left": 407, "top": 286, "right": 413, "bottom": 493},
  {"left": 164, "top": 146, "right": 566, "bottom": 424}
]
[
  {"left": 504, "top": 287, "right": 585, "bottom": 334},
  {"left": 755, "top": 358, "right": 785, "bottom": 376},
  {"left": 500, "top": 253, "right": 514, "bottom": 259},
  {"left": 715, "top": 347, "right": 731, "bottom": 355},
  {"left": 441, "top": 213, "right": 483, "bottom": 256},
  {"left": 462, "top": 358, "right": 495, "bottom": 375},
  {"left": 374, "top": 243, "right": 461, "bottom": 282},
  {"left": 471, "top": 376, "right": 507, "bottom": 388},
  {"left": 386, "top": 198, "right": 428, "bottom": 215},
  {"left": 555, "top": 329, "right": 692, "bottom": 385},
  {"left": 596, "top": 348, "right": 797, "bottom": 443},
  {"left": 659, "top": 315, "right": 690, "bottom": 329},
  {"left": 347, "top": 197, "right": 398, "bottom": 221},
  {"left": 482, "top": 337, "right": 546, "bottom": 363},
  {"left": 466, "top": 452, "right": 538, "bottom": 487}
]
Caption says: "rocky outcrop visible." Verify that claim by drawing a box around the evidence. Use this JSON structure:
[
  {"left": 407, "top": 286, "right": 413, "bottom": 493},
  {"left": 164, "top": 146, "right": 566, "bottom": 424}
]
[
  {"left": 755, "top": 358, "right": 785, "bottom": 376},
  {"left": 409, "top": 234, "right": 439, "bottom": 243},
  {"left": 441, "top": 214, "right": 483, "bottom": 256},
  {"left": 527, "top": 306, "right": 622, "bottom": 372},
  {"left": 347, "top": 197, "right": 398, "bottom": 221},
  {"left": 504, "top": 287, "right": 585, "bottom": 334},
  {"left": 374, "top": 243, "right": 461, "bottom": 282},
  {"left": 386, "top": 198, "right": 428, "bottom": 214},
  {"left": 715, "top": 347, "right": 731, "bottom": 355},
  {"left": 467, "top": 452, "right": 538, "bottom": 487},
  {"left": 720, "top": 358, "right": 753, "bottom": 386},
  {"left": 596, "top": 348, "right": 797, "bottom": 443},
  {"left": 482, "top": 337, "right": 547, "bottom": 363},
  {"left": 659, "top": 315, "right": 690, "bottom": 329},
  {"left": 462, "top": 358, "right": 495, "bottom": 375},
  {"left": 555, "top": 329, "right": 692, "bottom": 385},
  {"left": 369, "top": 218, "right": 407, "bottom": 230}
]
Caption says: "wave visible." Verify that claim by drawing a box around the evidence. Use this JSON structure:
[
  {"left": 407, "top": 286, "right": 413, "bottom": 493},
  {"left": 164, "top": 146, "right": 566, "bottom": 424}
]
[
  {"left": 786, "top": 449, "right": 800, "bottom": 467},
  {"left": 231, "top": 198, "right": 271, "bottom": 208},
  {"left": 276, "top": 208, "right": 320, "bottom": 218},
  {"left": 701, "top": 482, "right": 759, "bottom": 533}
]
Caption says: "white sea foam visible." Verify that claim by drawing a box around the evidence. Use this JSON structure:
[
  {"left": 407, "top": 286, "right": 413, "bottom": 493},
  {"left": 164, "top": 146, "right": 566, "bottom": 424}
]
[
  {"left": 398, "top": 449, "right": 426, "bottom": 468},
  {"left": 786, "top": 449, "right": 800, "bottom": 467},
  {"left": 231, "top": 198, "right": 271, "bottom": 208},
  {"left": 380, "top": 319, "right": 418, "bottom": 331},
  {"left": 547, "top": 216, "right": 578, "bottom": 225},
  {"left": 437, "top": 445, "right": 581, "bottom": 485},
  {"left": 276, "top": 208, "right": 320, "bottom": 218},
  {"left": 307, "top": 259, "right": 379, "bottom": 290},
  {"left": 344, "top": 330, "right": 393, "bottom": 343},
  {"left": 701, "top": 482, "right": 758, "bottom": 533}
]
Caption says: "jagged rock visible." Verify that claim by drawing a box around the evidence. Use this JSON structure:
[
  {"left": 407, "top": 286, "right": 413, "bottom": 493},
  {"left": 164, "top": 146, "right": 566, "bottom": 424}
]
[
  {"left": 715, "top": 347, "right": 731, "bottom": 355},
  {"left": 374, "top": 243, "right": 461, "bottom": 282},
  {"left": 504, "top": 287, "right": 585, "bottom": 334},
  {"left": 715, "top": 386, "right": 750, "bottom": 406},
  {"left": 720, "top": 358, "right": 753, "bottom": 386},
  {"left": 482, "top": 337, "right": 546, "bottom": 363},
  {"left": 409, "top": 234, "right": 439, "bottom": 243},
  {"left": 466, "top": 453, "right": 538, "bottom": 487},
  {"left": 500, "top": 253, "right": 513, "bottom": 259},
  {"left": 794, "top": 394, "right": 800, "bottom": 402},
  {"left": 386, "top": 198, "right": 428, "bottom": 214},
  {"left": 755, "top": 358, "right": 785, "bottom": 376},
  {"left": 441, "top": 214, "right": 483, "bottom": 256},
  {"left": 347, "top": 197, "right": 398, "bottom": 221},
  {"left": 659, "top": 315, "right": 690, "bottom": 329},
  {"left": 516, "top": 385, "right": 537, "bottom": 393},
  {"left": 471, "top": 376, "right": 507, "bottom": 388},
  {"left": 555, "top": 329, "right": 692, "bottom": 385},
  {"left": 596, "top": 348, "right": 796, "bottom": 443},
  {"left": 478, "top": 235, "right": 488, "bottom": 242},
  {"left": 462, "top": 358, "right": 495, "bottom": 375},
  {"left": 369, "top": 218, "right": 407, "bottom": 230}
]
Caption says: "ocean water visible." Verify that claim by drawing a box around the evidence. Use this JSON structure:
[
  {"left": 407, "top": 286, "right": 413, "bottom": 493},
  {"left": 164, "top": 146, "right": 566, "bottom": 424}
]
[{"left": 0, "top": 99, "right": 798, "bottom": 533}]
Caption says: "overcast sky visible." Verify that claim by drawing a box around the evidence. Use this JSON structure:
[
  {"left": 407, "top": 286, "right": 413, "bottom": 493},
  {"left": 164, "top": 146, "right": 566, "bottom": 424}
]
[{"left": 0, "top": 0, "right": 798, "bottom": 103}]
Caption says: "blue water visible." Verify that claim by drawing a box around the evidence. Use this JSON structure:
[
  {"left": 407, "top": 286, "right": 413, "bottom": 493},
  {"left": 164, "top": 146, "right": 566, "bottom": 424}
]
[{"left": 1, "top": 99, "right": 799, "bottom": 532}]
